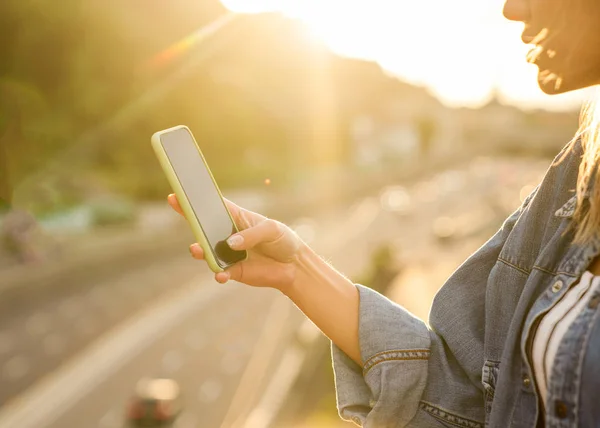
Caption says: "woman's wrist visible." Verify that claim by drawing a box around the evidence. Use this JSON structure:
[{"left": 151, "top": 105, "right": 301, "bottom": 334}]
[{"left": 283, "top": 243, "right": 354, "bottom": 300}]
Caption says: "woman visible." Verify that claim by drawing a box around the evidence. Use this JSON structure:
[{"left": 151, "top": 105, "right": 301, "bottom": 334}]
[{"left": 168, "top": 0, "right": 600, "bottom": 426}]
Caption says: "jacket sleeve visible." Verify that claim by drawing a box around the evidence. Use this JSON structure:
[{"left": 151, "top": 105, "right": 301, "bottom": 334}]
[
  {"left": 332, "top": 286, "right": 431, "bottom": 427},
  {"left": 331, "top": 187, "right": 539, "bottom": 428}
]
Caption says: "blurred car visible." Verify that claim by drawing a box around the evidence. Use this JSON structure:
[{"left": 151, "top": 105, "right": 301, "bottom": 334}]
[{"left": 126, "top": 378, "right": 183, "bottom": 427}]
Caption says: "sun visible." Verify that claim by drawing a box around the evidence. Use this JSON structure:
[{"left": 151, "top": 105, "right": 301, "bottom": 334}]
[{"left": 220, "top": 0, "right": 382, "bottom": 59}]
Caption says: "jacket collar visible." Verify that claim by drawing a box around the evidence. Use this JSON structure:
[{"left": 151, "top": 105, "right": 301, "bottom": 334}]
[
  {"left": 555, "top": 194, "right": 578, "bottom": 218},
  {"left": 554, "top": 189, "right": 593, "bottom": 219}
]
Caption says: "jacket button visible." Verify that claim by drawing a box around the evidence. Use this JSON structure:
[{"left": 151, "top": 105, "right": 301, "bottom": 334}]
[
  {"left": 555, "top": 400, "right": 568, "bottom": 419},
  {"left": 589, "top": 295, "right": 600, "bottom": 309},
  {"left": 522, "top": 375, "right": 531, "bottom": 387},
  {"left": 551, "top": 280, "right": 564, "bottom": 293}
]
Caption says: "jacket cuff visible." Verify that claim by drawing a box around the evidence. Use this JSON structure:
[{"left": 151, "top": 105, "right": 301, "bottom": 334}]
[{"left": 332, "top": 285, "right": 431, "bottom": 427}]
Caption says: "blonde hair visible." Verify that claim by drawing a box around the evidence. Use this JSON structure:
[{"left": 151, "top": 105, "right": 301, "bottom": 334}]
[{"left": 572, "top": 93, "right": 600, "bottom": 244}]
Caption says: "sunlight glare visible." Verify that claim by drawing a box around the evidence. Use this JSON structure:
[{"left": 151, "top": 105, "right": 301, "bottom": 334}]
[
  {"left": 220, "top": 0, "right": 277, "bottom": 14},
  {"left": 219, "top": 0, "right": 588, "bottom": 110}
]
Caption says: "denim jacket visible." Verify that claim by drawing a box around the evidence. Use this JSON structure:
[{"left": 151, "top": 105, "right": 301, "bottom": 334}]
[{"left": 332, "top": 141, "right": 600, "bottom": 428}]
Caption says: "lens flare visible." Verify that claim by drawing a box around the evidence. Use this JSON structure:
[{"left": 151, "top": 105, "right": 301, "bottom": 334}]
[{"left": 147, "top": 13, "right": 238, "bottom": 69}]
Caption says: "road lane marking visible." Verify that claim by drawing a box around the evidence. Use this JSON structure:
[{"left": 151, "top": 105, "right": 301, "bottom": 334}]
[
  {"left": 219, "top": 297, "right": 291, "bottom": 428},
  {"left": 243, "top": 319, "right": 319, "bottom": 428},
  {"left": 243, "top": 346, "right": 305, "bottom": 428},
  {"left": 0, "top": 275, "right": 228, "bottom": 428}
]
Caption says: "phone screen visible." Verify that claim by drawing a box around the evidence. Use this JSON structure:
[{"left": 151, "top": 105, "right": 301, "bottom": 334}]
[{"left": 160, "top": 128, "right": 246, "bottom": 267}]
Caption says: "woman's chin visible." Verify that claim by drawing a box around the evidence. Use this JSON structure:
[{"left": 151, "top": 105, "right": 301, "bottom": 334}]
[
  {"left": 537, "top": 68, "right": 600, "bottom": 95},
  {"left": 538, "top": 80, "right": 564, "bottom": 95},
  {"left": 536, "top": 70, "right": 567, "bottom": 95}
]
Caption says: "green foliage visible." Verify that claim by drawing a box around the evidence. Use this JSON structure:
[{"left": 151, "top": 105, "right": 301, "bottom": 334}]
[{"left": 0, "top": 0, "right": 434, "bottom": 216}]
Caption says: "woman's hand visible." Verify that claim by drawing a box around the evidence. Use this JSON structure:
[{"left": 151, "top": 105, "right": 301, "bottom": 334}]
[
  {"left": 168, "top": 194, "right": 362, "bottom": 364},
  {"left": 167, "top": 194, "right": 305, "bottom": 291}
]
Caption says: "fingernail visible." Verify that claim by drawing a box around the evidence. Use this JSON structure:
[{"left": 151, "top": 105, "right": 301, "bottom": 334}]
[{"left": 227, "top": 234, "right": 243, "bottom": 249}]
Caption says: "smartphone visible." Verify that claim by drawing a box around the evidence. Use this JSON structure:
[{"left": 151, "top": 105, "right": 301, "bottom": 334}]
[{"left": 151, "top": 125, "right": 247, "bottom": 273}]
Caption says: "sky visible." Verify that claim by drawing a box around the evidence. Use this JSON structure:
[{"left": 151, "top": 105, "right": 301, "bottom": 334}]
[{"left": 220, "top": 0, "right": 595, "bottom": 111}]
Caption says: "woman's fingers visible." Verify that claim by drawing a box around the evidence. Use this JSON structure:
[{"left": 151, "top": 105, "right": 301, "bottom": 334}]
[
  {"left": 169, "top": 194, "right": 265, "bottom": 232},
  {"left": 189, "top": 245, "right": 230, "bottom": 283},
  {"left": 223, "top": 198, "right": 267, "bottom": 230},
  {"left": 226, "top": 219, "right": 285, "bottom": 251},
  {"left": 215, "top": 271, "right": 230, "bottom": 283},
  {"left": 189, "top": 243, "right": 204, "bottom": 260},
  {"left": 222, "top": 254, "right": 295, "bottom": 288},
  {"left": 167, "top": 194, "right": 184, "bottom": 216}
]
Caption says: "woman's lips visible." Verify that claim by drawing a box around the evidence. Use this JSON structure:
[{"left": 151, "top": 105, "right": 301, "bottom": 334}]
[
  {"left": 521, "top": 25, "right": 548, "bottom": 45},
  {"left": 521, "top": 31, "right": 536, "bottom": 44}
]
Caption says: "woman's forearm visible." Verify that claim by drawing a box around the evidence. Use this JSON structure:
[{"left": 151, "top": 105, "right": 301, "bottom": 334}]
[{"left": 282, "top": 243, "right": 362, "bottom": 365}]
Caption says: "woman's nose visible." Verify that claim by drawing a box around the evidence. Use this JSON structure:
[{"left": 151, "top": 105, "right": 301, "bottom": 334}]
[{"left": 503, "top": 0, "right": 531, "bottom": 22}]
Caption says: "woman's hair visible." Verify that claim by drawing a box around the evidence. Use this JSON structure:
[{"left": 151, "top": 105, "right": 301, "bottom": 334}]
[
  {"left": 571, "top": 94, "right": 600, "bottom": 244},
  {"left": 544, "top": 0, "right": 600, "bottom": 244}
]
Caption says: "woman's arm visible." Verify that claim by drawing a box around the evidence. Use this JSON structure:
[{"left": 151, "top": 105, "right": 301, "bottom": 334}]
[{"left": 282, "top": 243, "right": 362, "bottom": 365}]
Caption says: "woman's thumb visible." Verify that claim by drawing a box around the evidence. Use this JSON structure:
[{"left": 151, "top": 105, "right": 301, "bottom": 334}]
[{"left": 226, "top": 219, "right": 284, "bottom": 250}]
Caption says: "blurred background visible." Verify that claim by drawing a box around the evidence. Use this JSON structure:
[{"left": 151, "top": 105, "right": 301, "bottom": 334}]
[{"left": 0, "top": 0, "right": 587, "bottom": 427}]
